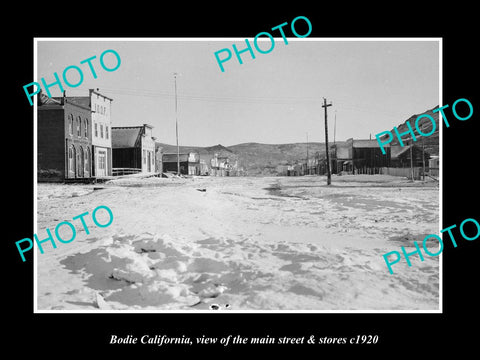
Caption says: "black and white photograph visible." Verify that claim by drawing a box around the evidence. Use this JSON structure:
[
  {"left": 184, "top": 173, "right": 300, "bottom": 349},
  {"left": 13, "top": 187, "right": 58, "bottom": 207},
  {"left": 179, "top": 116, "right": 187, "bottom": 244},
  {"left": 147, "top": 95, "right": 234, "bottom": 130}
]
[
  {"left": 33, "top": 38, "right": 440, "bottom": 312},
  {"left": 7, "top": 7, "right": 479, "bottom": 356}
]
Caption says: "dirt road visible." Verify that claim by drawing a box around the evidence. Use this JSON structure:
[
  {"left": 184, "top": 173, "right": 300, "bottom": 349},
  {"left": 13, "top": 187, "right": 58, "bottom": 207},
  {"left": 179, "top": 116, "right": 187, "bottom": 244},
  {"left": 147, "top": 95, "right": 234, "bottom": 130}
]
[{"left": 35, "top": 175, "right": 440, "bottom": 311}]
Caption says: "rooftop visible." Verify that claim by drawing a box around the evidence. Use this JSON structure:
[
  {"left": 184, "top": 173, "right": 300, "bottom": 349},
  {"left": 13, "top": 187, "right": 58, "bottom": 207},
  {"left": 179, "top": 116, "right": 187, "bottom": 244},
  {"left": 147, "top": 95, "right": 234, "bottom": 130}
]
[
  {"left": 162, "top": 153, "right": 190, "bottom": 162},
  {"left": 352, "top": 139, "right": 389, "bottom": 148},
  {"left": 111, "top": 127, "right": 143, "bottom": 148},
  {"left": 89, "top": 89, "right": 113, "bottom": 101},
  {"left": 111, "top": 124, "right": 156, "bottom": 148},
  {"left": 40, "top": 93, "right": 91, "bottom": 111}
]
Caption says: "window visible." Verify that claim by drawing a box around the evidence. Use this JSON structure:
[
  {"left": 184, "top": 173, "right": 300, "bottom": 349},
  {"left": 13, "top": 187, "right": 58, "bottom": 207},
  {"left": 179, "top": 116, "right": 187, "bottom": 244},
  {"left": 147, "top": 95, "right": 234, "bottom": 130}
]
[
  {"left": 78, "top": 146, "right": 84, "bottom": 177},
  {"left": 84, "top": 119, "right": 88, "bottom": 138},
  {"left": 100, "top": 124, "right": 104, "bottom": 138},
  {"left": 76, "top": 116, "right": 81, "bottom": 136},
  {"left": 98, "top": 151, "right": 106, "bottom": 170},
  {"left": 106, "top": 126, "right": 109, "bottom": 139},
  {"left": 95, "top": 123, "right": 98, "bottom": 137},
  {"left": 68, "top": 145, "right": 76, "bottom": 177},
  {"left": 68, "top": 114, "right": 73, "bottom": 135},
  {"left": 84, "top": 147, "right": 90, "bottom": 175},
  {"left": 143, "top": 150, "right": 146, "bottom": 164}
]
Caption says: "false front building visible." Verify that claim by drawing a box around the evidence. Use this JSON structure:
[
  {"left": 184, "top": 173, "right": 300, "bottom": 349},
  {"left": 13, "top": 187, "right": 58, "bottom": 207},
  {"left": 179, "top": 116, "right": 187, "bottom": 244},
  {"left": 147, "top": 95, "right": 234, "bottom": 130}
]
[
  {"left": 332, "top": 138, "right": 391, "bottom": 175},
  {"left": 111, "top": 124, "right": 156, "bottom": 175},
  {"left": 61, "top": 89, "right": 113, "bottom": 178},
  {"left": 162, "top": 152, "right": 200, "bottom": 175}
]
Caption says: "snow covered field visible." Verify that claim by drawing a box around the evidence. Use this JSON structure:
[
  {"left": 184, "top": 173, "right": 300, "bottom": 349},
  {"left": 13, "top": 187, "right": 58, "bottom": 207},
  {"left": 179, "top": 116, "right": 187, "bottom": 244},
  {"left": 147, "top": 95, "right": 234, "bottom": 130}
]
[{"left": 35, "top": 175, "right": 440, "bottom": 311}]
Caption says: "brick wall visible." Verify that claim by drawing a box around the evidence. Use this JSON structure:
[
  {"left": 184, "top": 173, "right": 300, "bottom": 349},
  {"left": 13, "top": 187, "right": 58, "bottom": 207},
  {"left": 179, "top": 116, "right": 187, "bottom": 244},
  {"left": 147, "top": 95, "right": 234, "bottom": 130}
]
[
  {"left": 37, "top": 101, "right": 92, "bottom": 182},
  {"left": 37, "top": 107, "right": 65, "bottom": 181},
  {"left": 64, "top": 101, "right": 92, "bottom": 179}
]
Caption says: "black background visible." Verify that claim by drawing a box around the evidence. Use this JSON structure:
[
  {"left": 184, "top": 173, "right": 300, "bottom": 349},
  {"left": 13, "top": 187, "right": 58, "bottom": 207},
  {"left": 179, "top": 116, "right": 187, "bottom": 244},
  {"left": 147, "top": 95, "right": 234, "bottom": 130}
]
[{"left": 6, "top": 4, "right": 479, "bottom": 356}]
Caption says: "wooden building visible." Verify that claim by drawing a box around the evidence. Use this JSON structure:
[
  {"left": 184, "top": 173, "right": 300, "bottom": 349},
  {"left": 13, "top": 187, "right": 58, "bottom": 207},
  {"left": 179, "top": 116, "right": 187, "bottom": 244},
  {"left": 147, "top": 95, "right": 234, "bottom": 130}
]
[
  {"left": 155, "top": 145, "right": 163, "bottom": 174},
  {"left": 58, "top": 89, "right": 113, "bottom": 178},
  {"left": 390, "top": 144, "right": 430, "bottom": 168},
  {"left": 37, "top": 94, "right": 92, "bottom": 182},
  {"left": 199, "top": 160, "right": 209, "bottom": 175},
  {"left": 428, "top": 156, "right": 439, "bottom": 177},
  {"left": 210, "top": 153, "right": 231, "bottom": 176},
  {"left": 332, "top": 138, "right": 391, "bottom": 175},
  {"left": 162, "top": 152, "right": 200, "bottom": 175},
  {"left": 111, "top": 124, "right": 156, "bottom": 174}
]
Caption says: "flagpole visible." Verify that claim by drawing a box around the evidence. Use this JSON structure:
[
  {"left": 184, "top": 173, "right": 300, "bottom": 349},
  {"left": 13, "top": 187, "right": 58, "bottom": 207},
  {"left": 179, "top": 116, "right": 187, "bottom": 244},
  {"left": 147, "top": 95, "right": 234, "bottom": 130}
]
[{"left": 174, "top": 73, "right": 179, "bottom": 175}]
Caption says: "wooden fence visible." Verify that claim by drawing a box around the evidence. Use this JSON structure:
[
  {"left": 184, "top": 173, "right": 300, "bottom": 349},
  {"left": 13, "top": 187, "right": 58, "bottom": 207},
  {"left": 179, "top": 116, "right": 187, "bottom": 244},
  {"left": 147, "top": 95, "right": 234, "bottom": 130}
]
[
  {"left": 380, "top": 167, "right": 423, "bottom": 180},
  {"left": 112, "top": 168, "right": 142, "bottom": 176}
]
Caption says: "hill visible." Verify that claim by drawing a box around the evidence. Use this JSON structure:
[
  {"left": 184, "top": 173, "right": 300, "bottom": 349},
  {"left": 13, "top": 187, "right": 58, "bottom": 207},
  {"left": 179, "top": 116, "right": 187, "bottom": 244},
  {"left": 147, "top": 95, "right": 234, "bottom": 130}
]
[
  {"left": 156, "top": 142, "right": 241, "bottom": 173},
  {"left": 156, "top": 141, "right": 340, "bottom": 176},
  {"left": 155, "top": 105, "right": 440, "bottom": 176},
  {"left": 380, "top": 106, "right": 440, "bottom": 156},
  {"left": 228, "top": 142, "right": 327, "bottom": 176}
]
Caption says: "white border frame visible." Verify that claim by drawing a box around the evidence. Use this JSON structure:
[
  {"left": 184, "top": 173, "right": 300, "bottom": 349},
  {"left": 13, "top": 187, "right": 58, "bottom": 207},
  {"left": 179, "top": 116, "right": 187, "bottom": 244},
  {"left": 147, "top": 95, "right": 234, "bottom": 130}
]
[{"left": 33, "top": 37, "right": 443, "bottom": 314}]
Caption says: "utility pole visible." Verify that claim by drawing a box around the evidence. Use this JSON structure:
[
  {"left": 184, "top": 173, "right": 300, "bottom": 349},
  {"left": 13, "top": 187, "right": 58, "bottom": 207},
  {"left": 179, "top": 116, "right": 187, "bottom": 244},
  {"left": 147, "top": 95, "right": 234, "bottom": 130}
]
[
  {"left": 174, "top": 73, "right": 180, "bottom": 175},
  {"left": 422, "top": 136, "right": 425, "bottom": 182},
  {"left": 402, "top": 136, "right": 415, "bottom": 181},
  {"left": 410, "top": 140, "right": 414, "bottom": 181},
  {"left": 322, "top": 98, "right": 332, "bottom": 185},
  {"left": 419, "top": 120, "right": 429, "bottom": 182},
  {"left": 333, "top": 111, "right": 337, "bottom": 175},
  {"left": 306, "top": 132, "right": 309, "bottom": 175},
  {"left": 418, "top": 119, "right": 435, "bottom": 182},
  {"left": 334, "top": 111, "right": 337, "bottom": 145}
]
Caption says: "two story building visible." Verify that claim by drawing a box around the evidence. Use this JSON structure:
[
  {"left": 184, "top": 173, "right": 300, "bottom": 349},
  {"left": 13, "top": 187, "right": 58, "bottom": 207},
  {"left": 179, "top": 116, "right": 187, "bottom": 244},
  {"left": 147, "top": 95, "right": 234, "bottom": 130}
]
[
  {"left": 62, "top": 89, "right": 113, "bottom": 178},
  {"left": 37, "top": 93, "right": 92, "bottom": 182}
]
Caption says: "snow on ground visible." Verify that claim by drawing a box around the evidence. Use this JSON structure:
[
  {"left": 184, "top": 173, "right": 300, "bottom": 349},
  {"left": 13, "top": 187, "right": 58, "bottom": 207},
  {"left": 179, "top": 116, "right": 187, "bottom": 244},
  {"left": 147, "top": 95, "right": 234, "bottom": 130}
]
[{"left": 36, "top": 174, "right": 440, "bottom": 311}]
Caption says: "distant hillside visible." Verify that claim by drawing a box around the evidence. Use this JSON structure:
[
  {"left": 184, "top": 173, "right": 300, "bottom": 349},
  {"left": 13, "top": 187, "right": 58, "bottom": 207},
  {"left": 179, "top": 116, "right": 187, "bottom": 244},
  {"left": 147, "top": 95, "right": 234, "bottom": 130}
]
[
  {"left": 228, "top": 142, "right": 328, "bottom": 176},
  {"left": 204, "top": 144, "right": 234, "bottom": 154},
  {"left": 380, "top": 106, "right": 440, "bottom": 156},
  {"left": 156, "top": 142, "right": 241, "bottom": 173},
  {"left": 156, "top": 141, "right": 342, "bottom": 176},
  {"left": 155, "top": 106, "right": 439, "bottom": 176},
  {"left": 156, "top": 143, "right": 209, "bottom": 155}
]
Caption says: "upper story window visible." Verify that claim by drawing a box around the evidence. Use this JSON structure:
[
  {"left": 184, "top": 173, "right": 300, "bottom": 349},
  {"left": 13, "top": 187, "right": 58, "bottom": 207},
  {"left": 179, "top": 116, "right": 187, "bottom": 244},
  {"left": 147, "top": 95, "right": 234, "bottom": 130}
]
[
  {"left": 68, "top": 114, "right": 73, "bottom": 135},
  {"left": 100, "top": 124, "right": 104, "bottom": 138},
  {"left": 76, "top": 116, "right": 81, "bottom": 136},
  {"left": 84, "top": 119, "right": 88, "bottom": 138},
  {"left": 106, "top": 126, "right": 109, "bottom": 139},
  {"left": 94, "top": 123, "right": 98, "bottom": 137}
]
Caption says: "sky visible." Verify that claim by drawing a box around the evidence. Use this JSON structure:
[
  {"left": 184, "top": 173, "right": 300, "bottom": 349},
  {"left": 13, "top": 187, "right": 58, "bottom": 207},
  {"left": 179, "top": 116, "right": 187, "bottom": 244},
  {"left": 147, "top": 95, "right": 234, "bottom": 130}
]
[{"left": 36, "top": 38, "right": 440, "bottom": 147}]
